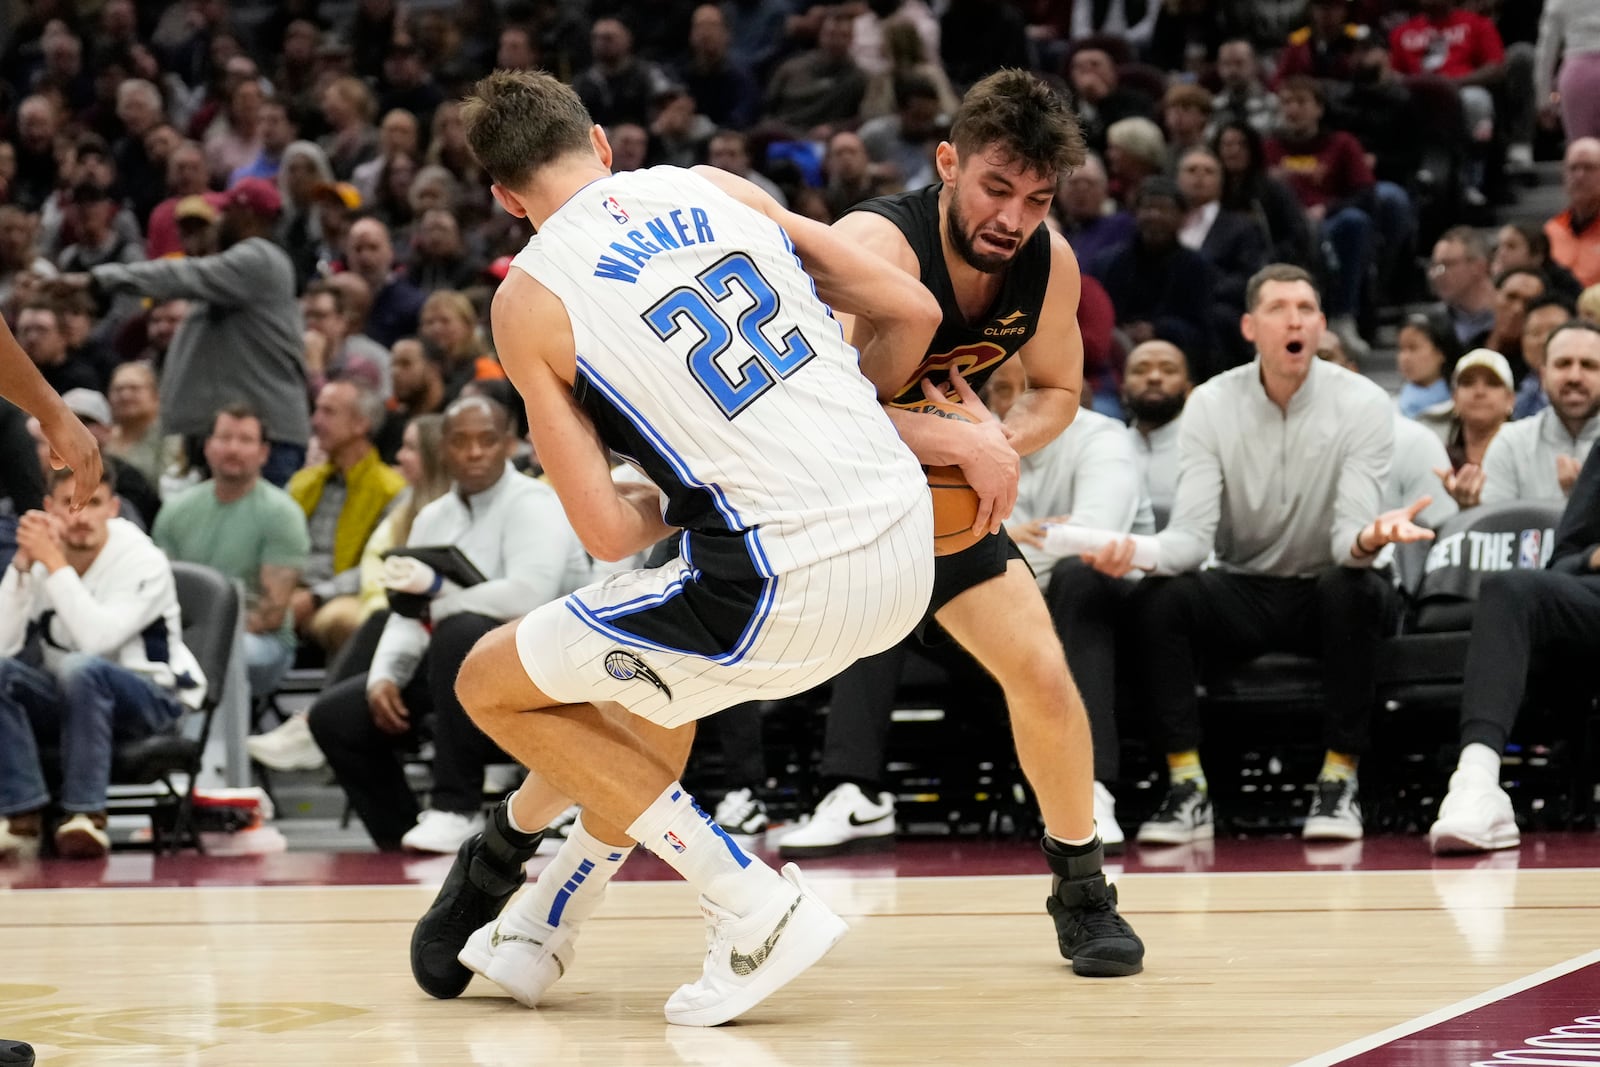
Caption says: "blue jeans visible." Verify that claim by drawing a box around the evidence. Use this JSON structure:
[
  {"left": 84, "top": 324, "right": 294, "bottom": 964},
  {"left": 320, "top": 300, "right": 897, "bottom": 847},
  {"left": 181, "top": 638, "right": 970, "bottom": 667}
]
[
  {"left": 244, "top": 632, "right": 294, "bottom": 698},
  {"left": 1319, "top": 206, "right": 1376, "bottom": 318},
  {"left": 0, "top": 654, "right": 185, "bottom": 816}
]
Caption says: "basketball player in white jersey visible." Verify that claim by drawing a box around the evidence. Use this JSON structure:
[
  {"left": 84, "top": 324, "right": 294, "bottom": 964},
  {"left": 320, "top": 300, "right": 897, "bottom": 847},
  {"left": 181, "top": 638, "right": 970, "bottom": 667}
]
[{"left": 408, "top": 70, "right": 942, "bottom": 1027}]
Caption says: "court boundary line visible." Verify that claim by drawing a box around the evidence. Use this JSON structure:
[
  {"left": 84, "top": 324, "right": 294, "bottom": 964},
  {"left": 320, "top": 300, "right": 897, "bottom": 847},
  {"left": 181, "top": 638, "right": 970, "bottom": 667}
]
[
  {"left": 1289, "top": 947, "right": 1600, "bottom": 1067},
  {"left": 2, "top": 864, "right": 1588, "bottom": 895}
]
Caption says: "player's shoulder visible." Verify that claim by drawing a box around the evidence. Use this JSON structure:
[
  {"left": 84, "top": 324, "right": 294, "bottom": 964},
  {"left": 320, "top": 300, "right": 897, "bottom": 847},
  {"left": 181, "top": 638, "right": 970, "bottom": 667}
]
[{"left": 831, "top": 205, "right": 919, "bottom": 271}]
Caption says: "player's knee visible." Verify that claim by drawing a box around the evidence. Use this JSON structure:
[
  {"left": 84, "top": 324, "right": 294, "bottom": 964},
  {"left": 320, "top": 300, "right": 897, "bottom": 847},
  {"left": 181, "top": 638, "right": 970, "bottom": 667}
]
[
  {"left": 454, "top": 642, "right": 502, "bottom": 720},
  {"left": 992, "top": 632, "right": 1075, "bottom": 703}
]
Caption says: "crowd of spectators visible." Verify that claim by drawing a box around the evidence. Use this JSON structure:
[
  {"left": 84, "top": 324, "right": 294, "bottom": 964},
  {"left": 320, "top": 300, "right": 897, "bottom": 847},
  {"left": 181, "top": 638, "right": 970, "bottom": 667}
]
[{"left": 1, "top": 0, "right": 1599, "bottom": 859}]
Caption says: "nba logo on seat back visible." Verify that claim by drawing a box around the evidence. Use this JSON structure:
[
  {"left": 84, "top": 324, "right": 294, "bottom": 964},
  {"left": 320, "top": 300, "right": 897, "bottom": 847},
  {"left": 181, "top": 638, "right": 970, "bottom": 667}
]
[
  {"left": 603, "top": 196, "right": 629, "bottom": 224},
  {"left": 1518, "top": 529, "right": 1542, "bottom": 569}
]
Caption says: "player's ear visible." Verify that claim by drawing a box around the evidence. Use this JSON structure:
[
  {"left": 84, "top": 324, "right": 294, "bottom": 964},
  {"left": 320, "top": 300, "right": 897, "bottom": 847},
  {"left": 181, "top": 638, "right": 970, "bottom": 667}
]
[
  {"left": 591, "top": 123, "right": 613, "bottom": 170},
  {"left": 1240, "top": 311, "right": 1257, "bottom": 346},
  {"left": 935, "top": 141, "right": 959, "bottom": 184},
  {"left": 489, "top": 183, "right": 529, "bottom": 219}
]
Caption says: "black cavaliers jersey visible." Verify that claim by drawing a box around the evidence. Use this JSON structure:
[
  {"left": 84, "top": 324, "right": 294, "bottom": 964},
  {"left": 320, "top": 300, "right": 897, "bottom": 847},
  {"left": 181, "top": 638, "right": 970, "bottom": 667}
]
[{"left": 848, "top": 184, "right": 1052, "bottom": 408}]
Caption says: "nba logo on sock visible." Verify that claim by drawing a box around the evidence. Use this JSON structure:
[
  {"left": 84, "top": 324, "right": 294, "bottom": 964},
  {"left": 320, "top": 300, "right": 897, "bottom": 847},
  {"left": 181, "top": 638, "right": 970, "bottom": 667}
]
[
  {"left": 603, "top": 196, "right": 629, "bottom": 224},
  {"left": 664, "top": 831, "right": 687, "bottom": 854}
]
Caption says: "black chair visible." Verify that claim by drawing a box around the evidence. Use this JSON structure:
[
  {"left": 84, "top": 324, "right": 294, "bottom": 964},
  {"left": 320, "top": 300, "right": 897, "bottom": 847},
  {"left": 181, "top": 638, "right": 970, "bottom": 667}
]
[
  {"left": 107, "top": 561, "right": 242, "bottom": 853},
  {"left": 1378, "top": 500, "right": 1565, "bottom": 707}
]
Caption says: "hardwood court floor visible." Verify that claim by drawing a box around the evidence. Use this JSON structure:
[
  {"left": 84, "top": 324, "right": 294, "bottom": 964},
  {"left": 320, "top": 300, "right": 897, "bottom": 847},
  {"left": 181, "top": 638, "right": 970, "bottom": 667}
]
[{"left": 1, "top": 843, "right": 1597, "bottom": 1066}]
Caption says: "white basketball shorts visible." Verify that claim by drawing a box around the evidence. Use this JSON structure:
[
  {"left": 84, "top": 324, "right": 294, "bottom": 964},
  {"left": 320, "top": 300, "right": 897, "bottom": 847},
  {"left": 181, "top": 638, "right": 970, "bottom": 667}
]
[{"left": 514, "top": 502, "right": 933, "bottom": 728}]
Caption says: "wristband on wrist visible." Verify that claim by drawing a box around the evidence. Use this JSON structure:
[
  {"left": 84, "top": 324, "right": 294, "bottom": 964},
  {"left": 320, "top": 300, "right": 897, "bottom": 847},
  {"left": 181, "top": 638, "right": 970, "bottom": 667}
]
[{"left": 1354, "top": 526, "right": 1378, "bottom": 557}]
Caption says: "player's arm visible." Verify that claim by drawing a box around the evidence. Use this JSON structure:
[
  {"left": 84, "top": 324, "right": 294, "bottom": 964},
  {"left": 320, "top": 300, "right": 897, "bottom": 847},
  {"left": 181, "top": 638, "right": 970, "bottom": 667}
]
[
  {"left": 0, "top": 319, "right": 101, "bottom": 510},
  {"left": 490, "top": 272, "right": 674, "bottom": 562},
  {"left": 692, "top": 165, "right": 940, "bottom": 400},
  {"left": 1008, "top": 234, "right": 1085, "bottom": 458}
]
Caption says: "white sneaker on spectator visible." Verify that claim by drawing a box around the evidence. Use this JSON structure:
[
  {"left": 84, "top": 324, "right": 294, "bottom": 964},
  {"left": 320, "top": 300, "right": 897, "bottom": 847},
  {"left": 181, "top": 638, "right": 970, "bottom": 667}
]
[
  {"left": 1303, "top": 778, "right": 1363, "bottom": 841},
  {"left": 1136, "top": 780, "right": 1212, "bottom": 846},
  {"left": 0, "top": 815, "right": 42, "bottom": 861},
  {"left": 53, "top": 812, "right": 110, "bottom": 859},
  {"left": 713, "top": 788, "right": 770, "bottom": 838},
  {"left": 776, "top": 783, "right": 895, "bottom": 858},
  {"left": 1507, "top": 143, "right": 1534, "bottom": 172},
  {"left": 1094, "top": 781, "right": 1125, "bottom": 853},
  {"left": 545, "top": 804, "right": 581, "bottom": 840},
  {"left": 482, "top": 763, "right": 525, "bottom": 794},
  {"left": 458, "top": 910, "right": 577, "bottom": 1007},
  {"left": 1429, "top": 769, "right": 1520, "bottom": 855},
  {"left": 402, "top": 809, "right": 485, "bottom": 854},
  {"left": 664, "top": 862, "right": 848, "bottom": 1027},
  {"left": 247, "top": 714, "right": 327, "bottom": 771}
]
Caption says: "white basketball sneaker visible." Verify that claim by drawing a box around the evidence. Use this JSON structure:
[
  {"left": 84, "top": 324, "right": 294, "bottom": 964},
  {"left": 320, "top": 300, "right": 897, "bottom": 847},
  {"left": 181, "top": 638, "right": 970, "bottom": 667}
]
[
  {"left": 664, "top": 862, "right": 848, "bottom": 1027},
  {"left": 458, "top": 910, "right": 578, "bottom": 1008},
  {"left": 776, "top": 783, "right": 895, "bottom": 858},
  {"left": 1429, "top": 769, "right": 1520, "bottom": 855}
]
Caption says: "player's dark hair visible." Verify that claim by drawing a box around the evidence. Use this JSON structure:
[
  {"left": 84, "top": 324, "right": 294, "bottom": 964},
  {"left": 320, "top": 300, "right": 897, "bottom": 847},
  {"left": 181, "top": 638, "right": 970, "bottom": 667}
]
[
  {"left": 949, "top": 69, "right": 1086, "bottom": 180},
  {"left": 462, "top": 69, "right": 595, "bottom": 190}
]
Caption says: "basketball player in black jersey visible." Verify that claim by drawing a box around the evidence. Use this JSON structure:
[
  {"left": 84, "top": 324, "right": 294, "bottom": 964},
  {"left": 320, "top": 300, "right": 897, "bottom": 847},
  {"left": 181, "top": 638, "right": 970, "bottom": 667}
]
[{"left": 827, "top": 69, "right": 1145, "bottom": 976}]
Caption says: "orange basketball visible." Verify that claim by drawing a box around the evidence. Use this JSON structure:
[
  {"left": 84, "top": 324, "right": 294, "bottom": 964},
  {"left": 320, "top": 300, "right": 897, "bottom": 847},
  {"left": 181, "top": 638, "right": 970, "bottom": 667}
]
[{"left": 906, "top": 397, "right": 986, "bottom": 557}]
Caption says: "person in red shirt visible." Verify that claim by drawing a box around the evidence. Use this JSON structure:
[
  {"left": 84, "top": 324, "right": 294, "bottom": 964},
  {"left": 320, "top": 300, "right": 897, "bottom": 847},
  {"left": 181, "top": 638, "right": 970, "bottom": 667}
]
[
  {"left": 1389, "top": 0, "right": 1506, "bottom": 80},
  {"left": 1388, "top": 0, "right": 1507, "bottom": 202},
  {"left": 1264, "top": 77, "right": 1376, "bottom": 343}
]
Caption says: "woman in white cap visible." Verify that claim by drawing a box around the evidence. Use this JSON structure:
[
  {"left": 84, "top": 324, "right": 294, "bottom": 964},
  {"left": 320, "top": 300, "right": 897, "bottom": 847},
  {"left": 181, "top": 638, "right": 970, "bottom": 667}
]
[{"left": 1435, "top": 348, "right": 1517, "bottom": 510}]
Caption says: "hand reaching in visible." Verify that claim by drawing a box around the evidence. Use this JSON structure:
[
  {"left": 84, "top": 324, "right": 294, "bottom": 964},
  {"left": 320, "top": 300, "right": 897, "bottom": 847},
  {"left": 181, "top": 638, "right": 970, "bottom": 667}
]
[
  {"left": 923, "top": 368, "right": 1018, "bottom": 535},
  {"left": 1434, "top": 463, "right": 1485, "bottom": 509}
]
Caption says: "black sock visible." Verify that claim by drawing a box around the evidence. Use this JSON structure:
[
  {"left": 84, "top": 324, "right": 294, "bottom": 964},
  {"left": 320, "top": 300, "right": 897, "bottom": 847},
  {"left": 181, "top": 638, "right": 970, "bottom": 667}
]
[{"left": 1041, "top": 835, "right": 1104, "bottom": 881}]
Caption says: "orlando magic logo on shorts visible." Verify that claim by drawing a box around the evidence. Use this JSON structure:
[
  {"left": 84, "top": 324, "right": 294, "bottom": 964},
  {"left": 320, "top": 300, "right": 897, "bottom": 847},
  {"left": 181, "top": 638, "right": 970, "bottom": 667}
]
[{"left": 604, "top": 649, "right": 672, "bottom": 699}]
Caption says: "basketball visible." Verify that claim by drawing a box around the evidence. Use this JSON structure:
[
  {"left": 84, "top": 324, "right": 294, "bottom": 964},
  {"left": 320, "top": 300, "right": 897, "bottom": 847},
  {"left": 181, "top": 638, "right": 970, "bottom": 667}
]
[{"left": 907, "top": 397, "right": 986, "bottom": 556}]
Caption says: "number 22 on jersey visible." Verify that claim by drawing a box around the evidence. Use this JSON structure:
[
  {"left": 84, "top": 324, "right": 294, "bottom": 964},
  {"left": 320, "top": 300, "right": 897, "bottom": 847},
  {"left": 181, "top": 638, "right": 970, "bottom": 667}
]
[{"left": 642, "top": 251, "right": 817, "bottom": 419}]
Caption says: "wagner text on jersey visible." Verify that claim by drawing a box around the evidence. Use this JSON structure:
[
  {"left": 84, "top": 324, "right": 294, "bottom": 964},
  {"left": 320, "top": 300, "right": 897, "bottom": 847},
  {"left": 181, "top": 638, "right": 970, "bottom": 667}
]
[{"left": 593, "top": 206, "right": 717, "bottom": 283}]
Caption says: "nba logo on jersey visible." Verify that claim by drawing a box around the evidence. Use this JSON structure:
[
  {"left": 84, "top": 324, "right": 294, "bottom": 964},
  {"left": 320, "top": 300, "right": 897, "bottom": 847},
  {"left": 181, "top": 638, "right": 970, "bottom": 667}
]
[
  {"left": 602, "top": 196, "right": 629, "bottom": 224},
  {"left": 664, "top": 831, "right": 688, "bottom": 854}
]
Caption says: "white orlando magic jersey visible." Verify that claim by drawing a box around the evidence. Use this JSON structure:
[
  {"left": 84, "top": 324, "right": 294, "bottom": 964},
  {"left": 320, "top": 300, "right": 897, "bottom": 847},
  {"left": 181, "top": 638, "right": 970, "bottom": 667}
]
[{"left": 511, "top": 166, "right": 928, "bottom": 579}]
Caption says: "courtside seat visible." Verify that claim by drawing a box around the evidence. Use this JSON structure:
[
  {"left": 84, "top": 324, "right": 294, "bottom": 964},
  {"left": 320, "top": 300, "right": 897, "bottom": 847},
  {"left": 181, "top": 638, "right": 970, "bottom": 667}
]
[
  {"left": 1378, "top": 501, "right": 1565, "bottom": 707},
  {"left": 108, "top": 561, "right": 242, "bottom": 852}
]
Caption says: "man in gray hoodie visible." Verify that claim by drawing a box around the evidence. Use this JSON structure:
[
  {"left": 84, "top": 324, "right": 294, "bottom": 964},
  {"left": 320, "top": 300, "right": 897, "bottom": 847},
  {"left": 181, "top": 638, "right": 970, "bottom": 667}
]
[
  {"left": 62, "top": 178, "right": 309, "bottom": 486},
  {"left": 1087, "top": 264, "right": 1434, "bottom": 847}
]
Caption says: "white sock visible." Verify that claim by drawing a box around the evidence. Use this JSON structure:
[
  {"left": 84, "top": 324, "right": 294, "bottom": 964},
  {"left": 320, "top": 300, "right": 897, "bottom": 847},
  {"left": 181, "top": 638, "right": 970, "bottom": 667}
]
[
  {"left": 1458, "top": 743, "right": 1501, "bottom": 781},
  {"left": 511, "top": 813, "right": 632, "bottom": 930},
  {"left": 626, "top": 783, "right": 783, "bottom": 914},
  {"left": 505, "top": 797, "right": 541, "bottom": 836}
]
